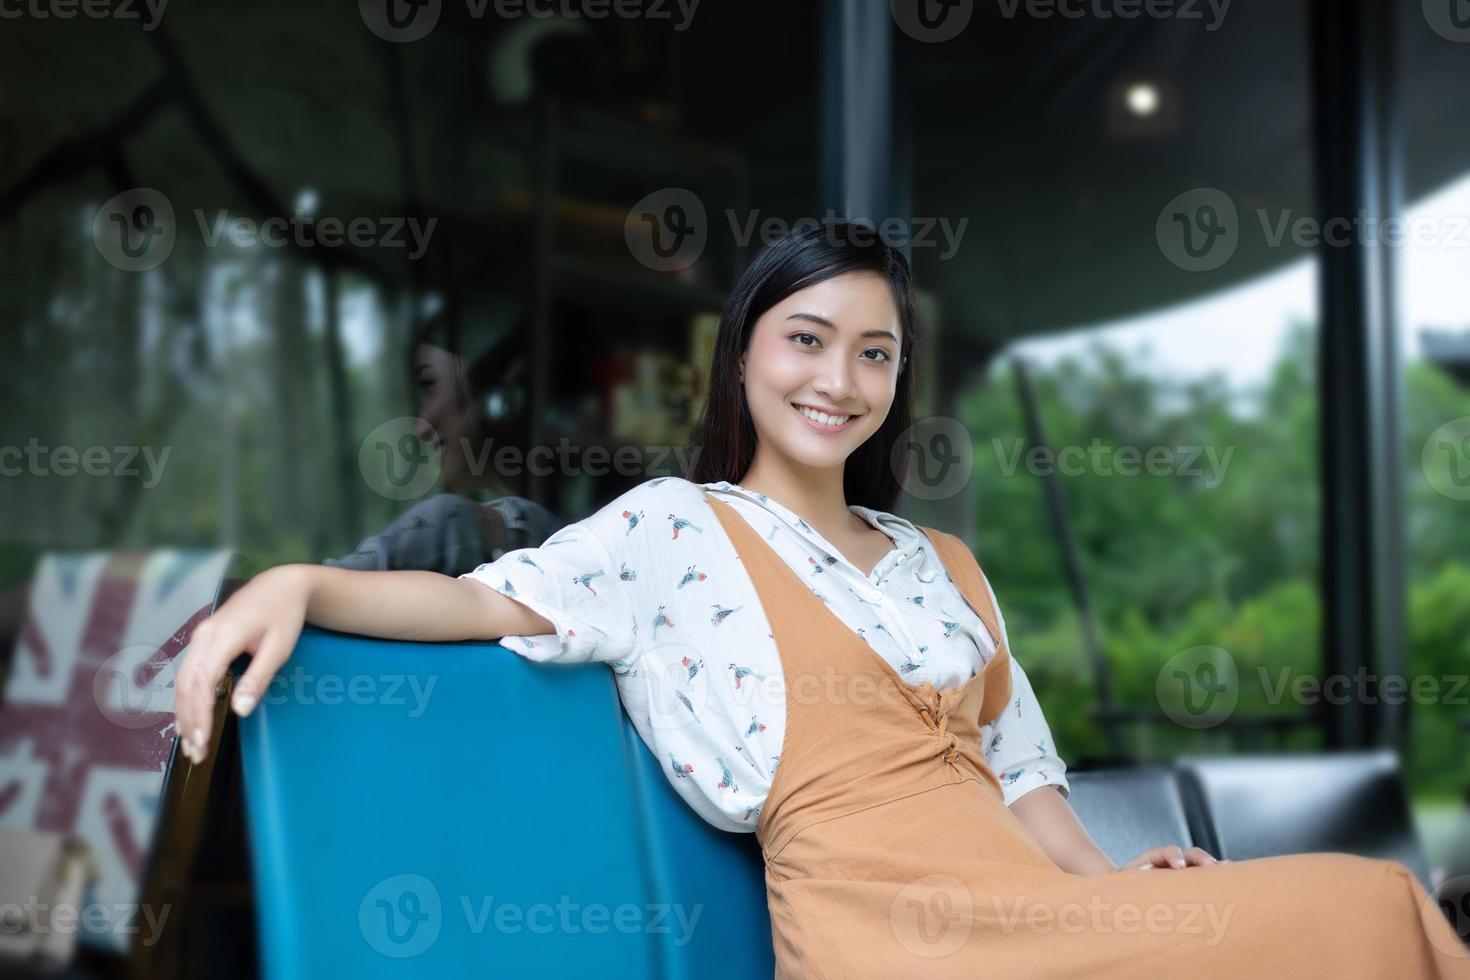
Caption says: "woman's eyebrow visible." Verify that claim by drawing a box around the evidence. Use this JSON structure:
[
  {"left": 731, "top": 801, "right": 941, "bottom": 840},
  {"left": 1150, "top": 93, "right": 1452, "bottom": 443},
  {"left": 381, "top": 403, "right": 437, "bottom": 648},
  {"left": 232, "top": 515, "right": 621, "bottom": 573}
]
[{"left": 786, "top": 312, "right": 899, "bottom": 343}]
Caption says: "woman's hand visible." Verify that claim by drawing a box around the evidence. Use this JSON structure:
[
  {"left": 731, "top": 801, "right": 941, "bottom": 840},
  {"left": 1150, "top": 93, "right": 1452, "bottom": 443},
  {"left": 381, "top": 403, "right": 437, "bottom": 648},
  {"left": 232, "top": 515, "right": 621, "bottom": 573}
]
[
  {"left": 172, "top": 564, "right": 312, "bottom": 766},
  {"left": 1116, "top": 844, "right": 1229, "bottom": 872}
]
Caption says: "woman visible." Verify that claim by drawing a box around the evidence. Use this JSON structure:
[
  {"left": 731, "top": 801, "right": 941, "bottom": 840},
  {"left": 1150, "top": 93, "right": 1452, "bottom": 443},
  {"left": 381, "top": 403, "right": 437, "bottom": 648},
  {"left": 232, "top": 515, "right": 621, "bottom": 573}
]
[
  {"left": 173, "top": 223, "right": 1469, "bottom": 977},
  {"left": 324, "top": 309, "right": 562, "bottom": 576}
]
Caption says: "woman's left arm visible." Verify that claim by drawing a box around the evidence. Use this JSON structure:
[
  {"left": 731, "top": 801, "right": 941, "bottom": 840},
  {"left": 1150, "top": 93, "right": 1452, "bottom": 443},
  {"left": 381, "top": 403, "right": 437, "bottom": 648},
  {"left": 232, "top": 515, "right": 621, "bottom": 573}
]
[
  {"left": 1009, "top": 785, "right": 1120, "bottom": 876},
  {"left": 1010, "top": 785, "right": 1227, "bottom": 875}
]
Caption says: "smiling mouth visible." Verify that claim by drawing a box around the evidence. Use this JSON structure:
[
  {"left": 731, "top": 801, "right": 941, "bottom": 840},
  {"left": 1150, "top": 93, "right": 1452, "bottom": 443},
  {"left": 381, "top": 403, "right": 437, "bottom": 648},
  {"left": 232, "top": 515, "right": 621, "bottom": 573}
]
[{"left": 792, "top": 402, "right": 863, "bottom": 430}]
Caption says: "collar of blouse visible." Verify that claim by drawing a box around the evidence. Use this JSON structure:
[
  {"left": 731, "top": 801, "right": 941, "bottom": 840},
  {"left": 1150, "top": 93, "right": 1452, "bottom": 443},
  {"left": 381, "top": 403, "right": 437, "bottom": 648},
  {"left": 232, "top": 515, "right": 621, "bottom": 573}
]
[{"left": 699, "top": 481, "right": 928, "bottom": 588}]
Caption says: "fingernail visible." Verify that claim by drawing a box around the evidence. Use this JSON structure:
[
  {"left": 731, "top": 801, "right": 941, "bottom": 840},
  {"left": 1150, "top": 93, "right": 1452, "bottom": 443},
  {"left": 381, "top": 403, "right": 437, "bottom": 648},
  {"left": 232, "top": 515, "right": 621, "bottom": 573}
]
[
  {"left": 192, "top": 728, "right": 204, "bottom": 747},
  {"left": 232, "top": 692, "right": 256, "bottom": 715},
  {"left": 1172, "top": 859, "right": 1185, "bottom": 868}
]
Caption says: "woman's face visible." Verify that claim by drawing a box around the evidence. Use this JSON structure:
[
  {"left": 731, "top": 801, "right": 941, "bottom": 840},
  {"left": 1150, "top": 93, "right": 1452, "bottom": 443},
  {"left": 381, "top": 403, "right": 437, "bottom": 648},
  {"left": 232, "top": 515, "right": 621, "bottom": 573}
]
[
  {"left": 740, "top": 271, "right": 903, "bottom": 475},
  {"left": 413, "top": 343, "right": 482, "bottom": 493}
]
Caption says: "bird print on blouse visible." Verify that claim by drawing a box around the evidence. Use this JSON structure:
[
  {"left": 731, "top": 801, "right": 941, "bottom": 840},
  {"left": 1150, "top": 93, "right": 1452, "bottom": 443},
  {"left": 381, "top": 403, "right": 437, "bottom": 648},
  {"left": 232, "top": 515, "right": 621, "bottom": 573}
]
[{"left": 460, "top": 476, "right": 1070, "bottom": 834}]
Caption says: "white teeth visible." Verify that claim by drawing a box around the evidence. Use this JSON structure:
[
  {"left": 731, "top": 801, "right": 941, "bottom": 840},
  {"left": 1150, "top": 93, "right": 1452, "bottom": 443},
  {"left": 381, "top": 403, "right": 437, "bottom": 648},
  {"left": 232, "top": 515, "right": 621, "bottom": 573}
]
[{"left": 796, "top": 405, "right": 850, "bottom": 426}]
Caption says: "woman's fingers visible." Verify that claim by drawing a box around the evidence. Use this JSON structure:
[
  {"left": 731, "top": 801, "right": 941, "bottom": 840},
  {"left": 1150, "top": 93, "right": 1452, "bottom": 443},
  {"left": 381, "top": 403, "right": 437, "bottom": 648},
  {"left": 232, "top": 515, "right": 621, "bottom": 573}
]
[
  {"left": 1123, "top": 845, "right": 1232, "bottom": 872},
  {"left": 176, "top": 616, "right": 256, "bottom": 764},
  {"left": 231, "top": 626, "right": 295, "bottom": 718}
]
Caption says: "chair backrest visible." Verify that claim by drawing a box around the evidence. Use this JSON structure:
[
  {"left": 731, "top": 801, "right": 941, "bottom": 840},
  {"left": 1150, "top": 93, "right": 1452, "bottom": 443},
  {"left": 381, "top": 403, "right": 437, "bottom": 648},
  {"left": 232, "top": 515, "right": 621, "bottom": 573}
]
[
  {"left": 1063, "top": 766, "right": 1197, "bottom": 867},
  {"left": 238, "top": 631, "right": 773, "bottom": 980},
  {"left": 0, "top": 549, "right": 233, "bottom": 956},
  {"left": 1175, "top": 750, "right": 1433, "bottom": 888}
]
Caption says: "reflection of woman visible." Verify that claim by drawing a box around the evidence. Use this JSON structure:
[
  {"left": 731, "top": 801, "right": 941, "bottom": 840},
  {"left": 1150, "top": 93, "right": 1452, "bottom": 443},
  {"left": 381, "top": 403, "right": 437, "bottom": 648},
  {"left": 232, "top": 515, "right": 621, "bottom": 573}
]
[
  {"left": 325, "top": 311, "right": 561, "bottom": 576},
  {"left": 178, "top": 225, "right": 1470, "bottom": 978}
]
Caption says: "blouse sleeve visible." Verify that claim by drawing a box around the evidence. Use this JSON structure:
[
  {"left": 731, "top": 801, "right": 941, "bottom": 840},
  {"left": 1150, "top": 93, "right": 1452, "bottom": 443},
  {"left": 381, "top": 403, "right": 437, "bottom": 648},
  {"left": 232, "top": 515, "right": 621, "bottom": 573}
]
[
  {"left": 977, "top": 575, "right": 1071, "bottom": 808},
  {"left": 458, "top": 499, "right": 639, "bottom": 667}
]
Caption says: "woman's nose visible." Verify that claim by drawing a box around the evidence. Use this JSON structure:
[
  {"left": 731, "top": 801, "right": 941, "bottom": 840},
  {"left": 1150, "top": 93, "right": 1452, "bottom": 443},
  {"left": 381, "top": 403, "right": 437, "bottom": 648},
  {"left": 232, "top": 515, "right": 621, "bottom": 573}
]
[
  {"left": 413, "top": 415, "right": 436, "bottom": 443},
  {"left": 811, "top": 364, "right": 854, "bottom": 400}
]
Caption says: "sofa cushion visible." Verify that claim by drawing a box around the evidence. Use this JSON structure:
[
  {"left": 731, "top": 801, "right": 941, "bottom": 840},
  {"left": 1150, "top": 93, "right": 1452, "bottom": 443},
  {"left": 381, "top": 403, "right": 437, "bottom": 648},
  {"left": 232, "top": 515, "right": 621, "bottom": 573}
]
[
  {"left": 1175, "top": 750, "right": 1432, "bottom": 888},
  {"left": 1063, "top": 766, "right": 1197, "bottom": 868}
]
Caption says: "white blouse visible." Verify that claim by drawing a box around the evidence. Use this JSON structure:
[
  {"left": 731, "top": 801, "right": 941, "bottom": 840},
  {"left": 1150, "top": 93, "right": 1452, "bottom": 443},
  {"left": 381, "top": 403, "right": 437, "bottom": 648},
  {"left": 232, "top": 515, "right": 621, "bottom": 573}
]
[{"left": 460, "top": 476, "right": 1070, "bottom": 833}]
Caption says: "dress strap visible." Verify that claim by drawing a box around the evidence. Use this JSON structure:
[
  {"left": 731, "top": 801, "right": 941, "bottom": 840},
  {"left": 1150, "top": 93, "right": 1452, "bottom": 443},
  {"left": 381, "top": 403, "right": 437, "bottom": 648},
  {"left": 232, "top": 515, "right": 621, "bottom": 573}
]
[
  {"left": 916, "top": 527, "right": 1003, "bottom": 649},
  {"left": 917, "top": 526, "right": 1015, "bottom": 726}
]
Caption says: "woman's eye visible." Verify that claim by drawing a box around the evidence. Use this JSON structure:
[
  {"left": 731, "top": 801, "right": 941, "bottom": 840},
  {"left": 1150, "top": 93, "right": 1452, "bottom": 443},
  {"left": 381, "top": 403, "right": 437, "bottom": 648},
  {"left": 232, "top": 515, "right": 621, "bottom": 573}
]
[
  {"left": 864, "top": 349, "right": 892, "bottom": 363},
  {"left": 791, "top": 332, "right": 819, "bottom": 348}
]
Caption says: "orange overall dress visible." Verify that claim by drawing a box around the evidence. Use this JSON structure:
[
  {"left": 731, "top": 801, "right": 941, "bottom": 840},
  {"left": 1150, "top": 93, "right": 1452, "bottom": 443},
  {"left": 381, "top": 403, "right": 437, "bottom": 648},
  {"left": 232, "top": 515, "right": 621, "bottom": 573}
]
[{"left": 703, "top": 493, "right": 1470, "bottom": 979}]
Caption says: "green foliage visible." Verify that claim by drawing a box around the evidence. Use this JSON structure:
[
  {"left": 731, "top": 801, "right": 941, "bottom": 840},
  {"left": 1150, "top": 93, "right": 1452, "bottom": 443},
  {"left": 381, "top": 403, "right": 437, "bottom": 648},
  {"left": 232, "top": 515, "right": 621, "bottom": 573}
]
[{"left": 964, "top": 322, "right": 1470, "bottom": 797}]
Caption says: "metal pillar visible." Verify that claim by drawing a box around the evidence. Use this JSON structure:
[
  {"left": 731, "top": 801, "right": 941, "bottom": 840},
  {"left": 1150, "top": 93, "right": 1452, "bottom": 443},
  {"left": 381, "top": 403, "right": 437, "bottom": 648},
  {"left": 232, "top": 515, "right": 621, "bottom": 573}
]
[{"left": 1309, "top": 0, "right": 1406, "bottom": 752}]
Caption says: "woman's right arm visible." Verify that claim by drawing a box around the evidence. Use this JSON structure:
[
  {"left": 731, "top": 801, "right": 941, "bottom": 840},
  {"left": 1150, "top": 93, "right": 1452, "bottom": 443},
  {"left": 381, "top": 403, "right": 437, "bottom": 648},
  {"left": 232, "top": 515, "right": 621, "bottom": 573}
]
[{"left": 171, "top": 563, "right": 553, "bottom": 765}]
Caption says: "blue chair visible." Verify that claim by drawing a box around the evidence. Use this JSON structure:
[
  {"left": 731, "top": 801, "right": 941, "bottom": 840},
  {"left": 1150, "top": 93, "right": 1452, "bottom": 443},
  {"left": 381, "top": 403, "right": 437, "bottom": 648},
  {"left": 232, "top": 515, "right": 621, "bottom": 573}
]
[{"left": 236, "top": 629, "right": 772, "bottom": 980}]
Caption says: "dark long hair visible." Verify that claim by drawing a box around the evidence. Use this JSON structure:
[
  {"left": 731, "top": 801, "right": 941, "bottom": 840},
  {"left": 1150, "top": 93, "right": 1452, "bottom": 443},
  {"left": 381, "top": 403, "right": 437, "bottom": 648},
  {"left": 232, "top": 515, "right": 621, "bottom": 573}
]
[{"left": 687, "top": 220, "right": 919, "bottom": 514}]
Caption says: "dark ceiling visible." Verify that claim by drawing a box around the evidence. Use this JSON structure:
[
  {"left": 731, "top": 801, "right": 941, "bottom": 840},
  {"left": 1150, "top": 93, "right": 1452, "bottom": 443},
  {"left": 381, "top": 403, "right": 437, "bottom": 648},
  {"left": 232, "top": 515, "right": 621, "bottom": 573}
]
[{"left": 2, "top": 0, "right": 1464, "bottom": 353}]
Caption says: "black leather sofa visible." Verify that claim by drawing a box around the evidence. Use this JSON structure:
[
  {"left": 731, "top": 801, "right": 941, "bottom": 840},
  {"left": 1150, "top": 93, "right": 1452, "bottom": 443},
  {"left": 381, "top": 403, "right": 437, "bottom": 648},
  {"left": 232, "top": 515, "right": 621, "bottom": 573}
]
[{"left": 1066, "top": 748, "right": 1434, "bottom": 888}]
